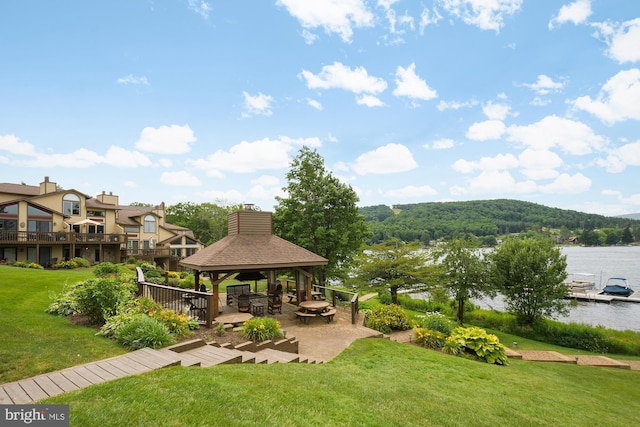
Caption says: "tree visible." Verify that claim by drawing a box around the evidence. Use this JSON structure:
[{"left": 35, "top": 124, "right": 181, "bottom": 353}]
[
  {"left": 431, "top": 239, "right": 493, "bottom": 325},
  {"left": 621, "top": 226, "right": 634, "bottom": 244},
  {"left": 352, "top": 240, "right": 434, "bottom": 304},
  {"left": 273, "top": 147, "right": 369, "bottom": 284},
  {"left": 490, "top": 238, "right": 568, "bottom": 325},
  {"left": 166, "top": 202, "right": 242, "bottom": 245}
]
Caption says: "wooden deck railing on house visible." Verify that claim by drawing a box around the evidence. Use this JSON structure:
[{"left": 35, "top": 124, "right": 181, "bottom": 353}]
[{"left": 0, "top": 231, "right": 126, "bottom": 245}]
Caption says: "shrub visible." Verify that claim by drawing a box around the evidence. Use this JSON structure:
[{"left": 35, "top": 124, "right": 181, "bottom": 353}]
[
  {"left": 47, "top": 282, "right": 82, "bottom": 316},
  {"left": 365, "top": 304, "right": 411, "bottom": 334},
  {"left": 114, "top": 314, "right": 175, "bottom": 349},
  {"left": 93, "top": 262, "right": 120, "bottom": 278},
  {"left": 242, "top": 317, "right": 283, "bottom": 342},
  {"left": 413, "top": 327, "right": 446, "bottom": 349},
  {"left": 54, "top": 257, "right": 90, "bottom": 269},
  {"left": 8, "top": 260, "right": 42, "bottom": 269},
  {"left": 444, "top": 326, "right": 508, "bottom": 365},
  {"left": 415, "top": 312, "right": 454, "bottom": 336},
  {"left": 74, "top": 278, "right": 136, "bottom": 324},
  {"left": 127, "top": 257, "right": 136, "bottom": 264}
]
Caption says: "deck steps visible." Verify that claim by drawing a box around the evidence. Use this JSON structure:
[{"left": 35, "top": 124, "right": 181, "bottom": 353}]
[{"left": 0, "top": 348, "right": 182, "bottom": 405}]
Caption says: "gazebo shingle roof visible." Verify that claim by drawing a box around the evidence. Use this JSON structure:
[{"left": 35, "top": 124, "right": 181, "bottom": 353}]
[{"left": 179, "top": 233, "right": 328, "bottom": 272}]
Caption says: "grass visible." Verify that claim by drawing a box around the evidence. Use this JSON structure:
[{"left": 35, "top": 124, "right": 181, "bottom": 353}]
[
  {"left": 4, "top": 267, "right": 640, "bottom": 425},
  {"left": 44, "top": 338, "right": 640, "bottom": 427},
  {"left": 0, "top": 265, "right": 127, "bottom": 383}
]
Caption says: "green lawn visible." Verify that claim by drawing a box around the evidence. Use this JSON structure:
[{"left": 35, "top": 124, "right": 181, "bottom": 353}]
[
  {"left": 45, "top": 338, "right": 640, "bottom": 427},
  {"left": 0, "top": 266, "right": 127, "bottom": 383}
]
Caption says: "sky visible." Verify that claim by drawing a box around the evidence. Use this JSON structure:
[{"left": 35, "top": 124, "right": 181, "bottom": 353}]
[{"left": 1, "top": 1, "right": 640, "bottom": 217}]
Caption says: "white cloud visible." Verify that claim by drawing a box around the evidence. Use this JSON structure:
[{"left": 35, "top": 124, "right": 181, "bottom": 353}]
[
  {"left": 549, "top": 0, "right": 591, "bottom": 30},
  {"left": 571, "top": 69, "right": 640, "bottom": 124},
  {"left": 242, "top": 92, "right": 274, "bottom": 118},
  {"left": 277, "top": 0, "right": 374, "bottom": 43},
  {"left": 596, "top": 140, "right": 640, "bottom": 173},
  {"left": 453, "top": 170, "right": 536, "bottom": 195},
  {"left": 539, "top": 173, "right": 591, "bottom": 194},
  {"left": 452, "top": 153, "right": 518, "bottom": 174},
  {"left": 384, "top": 184, "right": 437, "bottom": 198},
  {"left": 307, "top": 98, "right": 323, "bottom": 110},
  {"left": 116, "top": 74, "right": 149, "bottom": 85},
  {"left": 393, "top": 63, "right": 437, "bottom": 102},
  {"left": 482, "top": 101, "right": 511, "bottom": 120},
  {"left": 188, "top": 136, "right": 320, "bottom": 177},
  {"left": 22, "top": 149, "right": 103, "bottom": 168},
  {"left": 518, "top": 149, "right": 563, "bottom": 180},
  {"left": 592, "top": 18, "right": 640, "bottom": 63},
  {"left": 135, "top": 124, "right": 196, "bottom": 154},
  {"left": 352, "top": 143, "right": 418, "bottom": 175},
  {"left": 160, "top": 171, "right": 202, "bottom": 187},
  {"left": 187, "top": 0, "right": 211, "bottom": 19},
  {"left": 0, "top": 134, "right": 36, "bottom": 156},
  {"left": 104, "top": 146, "right": 152, "bottom": 168},
  {"left": 438, "top": 0, "right": 523, "bottom": 32},
  {"left": 356, "top": 94, "right": 385, "bottom": 107},
  {"left": 506, "top": 115, "right": 605, "bottom": 155},
  {"left": 523, "top": 75, "right": 565, "bottom": 95},
  {"left": 466, "top": 120, "right": 506, "bottom": 141},
  {"left": 427, "top": 138, "right": 455, "bottom": 149},
  {"left": 419, "top": 7, "right": 443, "bottom": 33},
  {"left": 300, "top": 62, "right": 387, "bottom": 97},
  {"left": 437, "top": 99, "right": 479, "bottom": 111}
]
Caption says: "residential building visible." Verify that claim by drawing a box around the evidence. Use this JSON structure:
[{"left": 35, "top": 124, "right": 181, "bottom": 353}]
[{"left": 0, "top": 177, "right": 203, "bottom": 268}]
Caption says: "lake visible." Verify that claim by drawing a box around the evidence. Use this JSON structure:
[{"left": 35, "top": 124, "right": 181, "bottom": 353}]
[{"left": 473, "top": 246, "right": 640, "bottom": 332}]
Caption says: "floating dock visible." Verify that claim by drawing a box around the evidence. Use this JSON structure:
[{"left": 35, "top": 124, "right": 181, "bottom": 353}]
[{"left": 566, "top": 290, "right": 640, "bottom": 303}]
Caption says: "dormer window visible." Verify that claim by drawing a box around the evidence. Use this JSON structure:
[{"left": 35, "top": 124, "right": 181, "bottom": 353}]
[
  {"left": 62, "top": 193, "right": 80, "bottom": 216},
  {"left": 143, "top": 215, "right": 156, "bottom": 233}
]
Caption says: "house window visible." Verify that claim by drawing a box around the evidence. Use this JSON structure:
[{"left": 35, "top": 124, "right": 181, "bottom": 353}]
[
  {"left": 63, "top": 194, "right": 81, "bottom": 216},
  {"left": 87, "top": 210, "right": 105, "bottom": 218},
  {"left": 143, "top": 215, "right": 156, "bottom": 233},
  {"left": 124, "top": 226, "right": 139, "bottom": 233}
]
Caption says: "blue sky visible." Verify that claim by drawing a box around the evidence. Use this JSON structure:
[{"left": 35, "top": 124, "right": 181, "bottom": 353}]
[{"left": 1, "top": 0, "right": 640, "bottom": 216}]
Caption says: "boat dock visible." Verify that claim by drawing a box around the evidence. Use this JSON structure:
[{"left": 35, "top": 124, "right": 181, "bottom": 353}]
[{"left": 567, "top": 290, "right": 640, "bottom": 303}]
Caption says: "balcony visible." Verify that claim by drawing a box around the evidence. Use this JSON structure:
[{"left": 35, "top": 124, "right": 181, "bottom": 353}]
[{"left": 0, "top": 231, "right": 127, "bottom": 245}]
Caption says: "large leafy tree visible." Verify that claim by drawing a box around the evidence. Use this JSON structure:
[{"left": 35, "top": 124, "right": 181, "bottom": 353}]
[
  {"left": 431, "top": 239, "right": 493, "bottom": 325},
  {"left": 273, "top": 146, "right": 369, "bottom": 284},
  {"left": 490, "top": 237, "right": 568, "bottom": 325},
  {"left": 352, "top": 240, "right": 434, "bottom": 304},
  {"left": 166, "top": 202, "right": 242, "bottom": 245}
]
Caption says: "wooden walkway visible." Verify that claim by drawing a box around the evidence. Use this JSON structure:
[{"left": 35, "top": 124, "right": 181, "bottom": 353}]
[{"left": 0, "top": 340, "right": 323, "bottom": 405}]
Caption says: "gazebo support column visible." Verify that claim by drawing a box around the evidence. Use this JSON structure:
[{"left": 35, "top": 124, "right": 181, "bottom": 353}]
[{"left": 194, "top": 270, "right": 200, "bottom": 291}]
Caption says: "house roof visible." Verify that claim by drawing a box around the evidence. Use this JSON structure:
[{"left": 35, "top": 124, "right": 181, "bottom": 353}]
[{"left": 179, "top": 233, "right": 328, "bottom": 272}]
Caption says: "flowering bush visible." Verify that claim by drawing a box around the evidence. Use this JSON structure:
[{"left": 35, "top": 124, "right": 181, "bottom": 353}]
[
  {"left": 413, "top": 327, "right": 446, "bottom": 350},
  {"left": 365, "top": 304, "right": 411, "bottom": 334},
  {"left": 415, "top": 312, "right": 454, "bottom": 336},
  {"left": 242, "top": 317, "right": 283, "bottom": 342}
]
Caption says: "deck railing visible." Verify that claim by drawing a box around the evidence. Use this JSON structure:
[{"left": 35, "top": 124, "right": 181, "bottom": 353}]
[
  {"left": 0, "top": 231, "right": 126, "bottom": 245},
  {"left": 136, "top": 268, "right": 214, "bottom": 328}
]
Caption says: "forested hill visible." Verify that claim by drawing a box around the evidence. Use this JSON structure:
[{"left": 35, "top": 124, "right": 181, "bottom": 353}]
[{"left": 359, "top": 199, "right": 639, "bottom": 244}]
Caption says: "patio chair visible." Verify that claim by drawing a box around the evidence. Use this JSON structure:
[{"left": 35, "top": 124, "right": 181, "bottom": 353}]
[
  {"left": 237, "top": 294, "right": 251, "bottom": 313},
  {"left": 268, "top": 293, "right": 282, "bottom": 314}
]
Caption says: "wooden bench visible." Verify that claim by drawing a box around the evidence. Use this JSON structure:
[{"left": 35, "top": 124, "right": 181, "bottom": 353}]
[
  {"left": 294, "top": 311, "right": 316, "bottom": 324},
  {"left": 320, "top": 308, "right": 336, "bottom": 323}
]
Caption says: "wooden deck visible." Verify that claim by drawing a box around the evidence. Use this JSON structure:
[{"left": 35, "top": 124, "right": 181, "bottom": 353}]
[{"left": 0, "top": 340, "right": 323, "bottom": 404}]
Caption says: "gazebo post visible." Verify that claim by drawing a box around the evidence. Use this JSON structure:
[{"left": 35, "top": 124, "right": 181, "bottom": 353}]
[
  {"left": 194, "top": 270, "right": 200, "bottom": 291},
  {"left": 209, "top": 272, "right": 220, "bottom": 320}
]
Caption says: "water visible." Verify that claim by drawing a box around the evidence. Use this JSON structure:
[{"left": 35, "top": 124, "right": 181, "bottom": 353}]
[{"left": 473, "top": 246, "right": 640, "bottom": 332}]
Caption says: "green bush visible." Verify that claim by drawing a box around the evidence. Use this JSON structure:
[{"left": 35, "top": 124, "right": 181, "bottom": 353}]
[
  {"left": 54, "top": 257, "right": 90, "bottom": 269},
  {"left": 242, "top": 317, "right": 283, "bottom": 342},
  {"left": 74, "top": 278, "right": 136, "bottom": 324},
  {"left": 8, "top": 260, "right": 43, "bottom": 269},
  {"left": 415, "top": 312, "right": 454, "bottom": 335},
  {"left": 47, "top": 282, "right": 82, "bottom": 316},
  {"left": 114, "top": 314, "right": 175, "bottom": 349},
  {"left": 93, "top": 262, "right": 120, "bottom": 278},
  {"left": 127, "top": 257, "right": 136, "bottom": 264},
  {"left": 444, "top": 326, "right": 508, "bottom": 365},
  {"left": 365, "top": 304, "right": 411, "bottom": 334}
]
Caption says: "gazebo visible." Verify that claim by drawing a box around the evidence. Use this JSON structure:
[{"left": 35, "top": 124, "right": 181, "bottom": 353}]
[{"left": 179, "top": 205, "right": 328, "bottom": 319}]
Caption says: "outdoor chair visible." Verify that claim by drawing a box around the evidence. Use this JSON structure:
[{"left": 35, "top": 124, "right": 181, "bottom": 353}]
[{"left": 268, "top": 293, "right": 282, "bottom": 314}]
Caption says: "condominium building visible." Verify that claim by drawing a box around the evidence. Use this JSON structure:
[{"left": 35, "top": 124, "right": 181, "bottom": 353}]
[{"left": 0, "top": 177, "right": 203, "bottom": 268}]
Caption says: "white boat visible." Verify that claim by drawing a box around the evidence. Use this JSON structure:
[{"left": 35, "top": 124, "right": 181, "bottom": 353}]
[{"left": 564, "top": 273, "right": 597, "bottom": 291}]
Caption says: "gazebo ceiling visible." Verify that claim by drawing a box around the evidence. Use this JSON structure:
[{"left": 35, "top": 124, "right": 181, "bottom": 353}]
[{"left": 179, "top": 233, "right": 328, "bottom": 272}]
